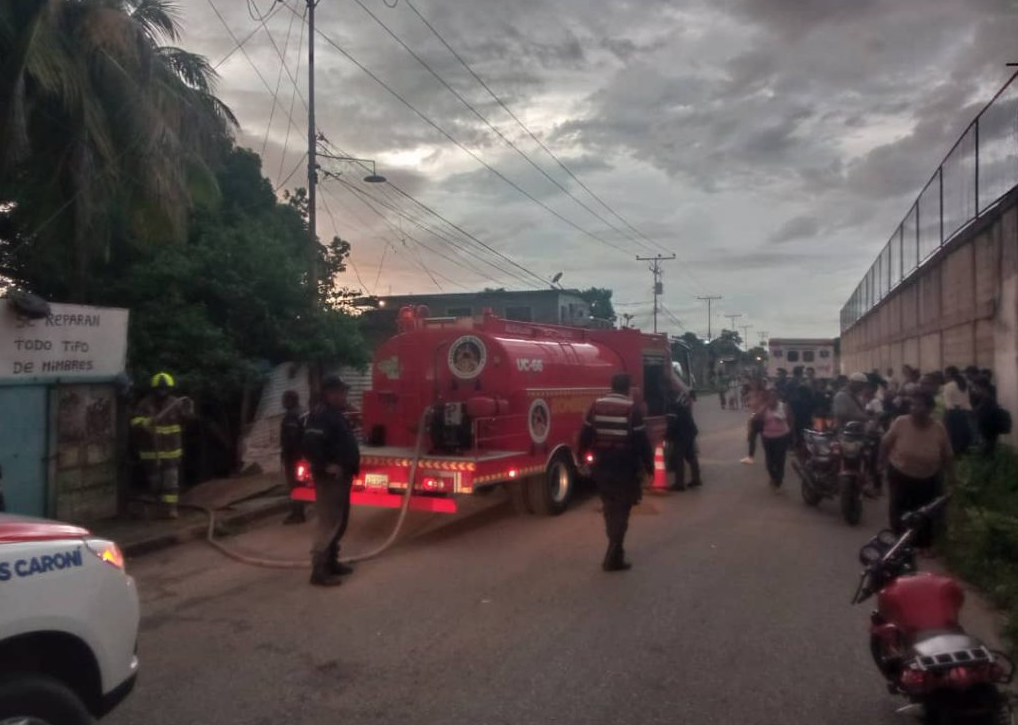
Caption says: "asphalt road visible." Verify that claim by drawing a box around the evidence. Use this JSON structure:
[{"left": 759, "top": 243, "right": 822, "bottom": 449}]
[{"left": 106, "top": 400, "right": 1005, "bottom": 725}]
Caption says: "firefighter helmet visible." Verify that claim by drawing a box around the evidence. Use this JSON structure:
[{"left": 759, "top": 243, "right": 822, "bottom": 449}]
[{"left": 151, "top": 372, "right": 175, "bottom": 389}]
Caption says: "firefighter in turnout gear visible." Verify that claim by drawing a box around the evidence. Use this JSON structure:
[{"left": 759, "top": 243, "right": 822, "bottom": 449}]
[
  {"left": 303, "top": 375, "right": 360, "bottom": 587},
  {"left": 131, "top": 372, "right": 193, "bottom": 519},
  {"left": 579, "top": 373, "right": 655, "bottom": 572}
]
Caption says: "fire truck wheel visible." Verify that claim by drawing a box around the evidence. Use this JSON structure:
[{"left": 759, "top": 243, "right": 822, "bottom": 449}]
[
  {"left": 507, "top": 479, "right": 533, "bottom": 515},
  {"left": 528, "top": 454, "right": 575, "bottom": 516}
]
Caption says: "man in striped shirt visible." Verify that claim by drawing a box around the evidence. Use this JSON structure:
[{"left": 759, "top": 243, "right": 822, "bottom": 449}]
[{"left": 579, "top": 373, "right": 654, "bottom": 572}]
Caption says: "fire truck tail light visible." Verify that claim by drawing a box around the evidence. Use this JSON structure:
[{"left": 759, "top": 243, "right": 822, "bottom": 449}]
[
  {"left": 508, "top": 468, "right": 519, "bottom": 479},
  {"left": 584, "top": 453, "right": 595, "bottom": 463},
  {"left": 295, "top": 461, "right": 310, "bottom": 483},
  {"left": 417, "top": 474, "right": 450, "bottom": 492},
  {"left": 86, "top": 539, "right": 126, "bottom": 571}
]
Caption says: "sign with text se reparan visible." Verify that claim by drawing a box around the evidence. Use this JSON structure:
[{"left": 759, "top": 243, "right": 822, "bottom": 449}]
[{"left": 1, "top": 300, "right": 129, "bottom": 384}]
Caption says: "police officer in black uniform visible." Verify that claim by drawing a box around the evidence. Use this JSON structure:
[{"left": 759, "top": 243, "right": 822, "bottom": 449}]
[
  {"left": 579, "top": 373, "right": 654, "bottom": 572},
  {"left": 303, "top": 375, "right": 360, "bottom": 587},
  {"left": 664, "top": 377, "right": 702, "bottom": 491}
]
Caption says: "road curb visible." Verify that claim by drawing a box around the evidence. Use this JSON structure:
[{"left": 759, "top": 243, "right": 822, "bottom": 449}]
[{"left": 122, "top": 498, "right": 291, "bottom": 558}]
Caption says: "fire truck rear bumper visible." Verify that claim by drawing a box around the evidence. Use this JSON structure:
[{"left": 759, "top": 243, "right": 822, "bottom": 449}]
[{"left": 292, "top": 486, "right": 458, "bottom": 513}]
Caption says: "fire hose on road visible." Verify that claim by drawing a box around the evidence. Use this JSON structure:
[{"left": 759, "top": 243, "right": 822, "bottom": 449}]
[{"left": 182, "top": 407, "right": 432, "bottom": 569}]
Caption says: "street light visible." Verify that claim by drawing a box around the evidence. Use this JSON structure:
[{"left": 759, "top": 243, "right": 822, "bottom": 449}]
[{"left": 318, "top": 153, "right": 387, "bottom": 183}]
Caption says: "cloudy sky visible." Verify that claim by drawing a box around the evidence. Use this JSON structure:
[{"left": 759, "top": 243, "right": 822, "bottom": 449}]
[{"left": 176, "top": 0, "right": 1018, "bottom": 339}]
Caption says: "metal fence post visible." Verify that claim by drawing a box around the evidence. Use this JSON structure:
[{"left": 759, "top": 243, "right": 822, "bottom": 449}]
[
  {"left": 939, "top": 166, "right": 944, "bottom": 247},
  {"left": 974, "top": 117, "right": 980, "bottom": 216}
]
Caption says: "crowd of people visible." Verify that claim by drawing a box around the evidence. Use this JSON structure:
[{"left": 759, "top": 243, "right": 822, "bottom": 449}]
[{"left": 722, "top": 363, "right": 1012, "bottom": 553}]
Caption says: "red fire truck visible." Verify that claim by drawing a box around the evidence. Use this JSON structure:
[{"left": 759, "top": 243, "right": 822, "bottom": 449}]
[{"left": 292, "top": 307, "right": 674, "bottom": 515}]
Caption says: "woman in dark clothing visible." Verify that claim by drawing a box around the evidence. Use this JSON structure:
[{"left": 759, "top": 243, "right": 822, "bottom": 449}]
[
  {"left": 971, "top": 376, "right": 1010, "bottom": 456},
  {"left": 942, "top": 366, "right": 973, "bottom": 456}
]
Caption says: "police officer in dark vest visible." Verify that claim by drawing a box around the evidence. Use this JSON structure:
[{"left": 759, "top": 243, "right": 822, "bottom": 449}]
[
  {"left": 303, "top": 375, "right": 360, "bottom": 587},
  {"left": 579, "top": 373, "right": 654, "bottom": 572}
]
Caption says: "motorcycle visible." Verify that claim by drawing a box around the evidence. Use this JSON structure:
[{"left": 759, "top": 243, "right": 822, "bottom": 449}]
[
  {"left": 793, "top": 421, "right": 869, "bottom": 525},
  {"left": 853, "top": 496, "right": 1015, "bottom": 724}
]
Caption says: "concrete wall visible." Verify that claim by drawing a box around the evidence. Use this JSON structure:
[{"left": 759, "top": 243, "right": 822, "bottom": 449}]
[{"left": 841, "top": 190, "right": 1018, "bottom": 443}]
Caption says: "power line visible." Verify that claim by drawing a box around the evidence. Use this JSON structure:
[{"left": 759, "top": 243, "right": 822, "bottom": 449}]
[
  {"left": 660, "top": 304, "right": 686, "bottom": 332},
  {"left": 279, "top": 1, "right": 635, "bottom": 258},
  {"left": 276, "top": 9, "right": 306, "bottom": 179},
  {"left": 315, "top": 137, "right": 548, "bottom": 287},
  {"left": 327, "top": 171, "right": 539, "bottom": 288},
  {"left": 275, "top": 151, "right": 308, "bottom": 191},
  {"left": 697, "top": 295, "right": 722, "bottom": 341},
  {"left": 399, "top": 0, "right": 675, "bottom": 258},
  {"left": 319, "top": 190, "right": 370, "bottom": 292},
  {"left": 261, "top": 4, "right": 301, "bottom": 157},
  {"left": 206, "top": 1, "right": 547, "bottom": 292},
  {"left": 213, "top": 1, "right": 286, "bottom": 69},
  {"left": 351, "top": 0, "right": 659, "bottom": 256},
  {"left": 327, "top": 182, "right": 461, "bottom": 291},
  {"left": 204, "top": 0, "right": 306, "bottom": 153}
]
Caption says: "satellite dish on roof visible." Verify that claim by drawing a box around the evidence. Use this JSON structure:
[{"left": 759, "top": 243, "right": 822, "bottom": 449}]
[{"left": 551, "top": 272, "right": 563, "bottom": 288}]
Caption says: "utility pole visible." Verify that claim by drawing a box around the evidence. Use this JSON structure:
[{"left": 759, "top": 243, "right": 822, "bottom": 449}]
[
  {"left": 741, "top": 325, "right": 753, "bottom": 348},
  {"left": 306, "top": 0, "right": 318, "bottom": 293},
  {"left": 724, "top": 313, "right": 742, "bottom": 336},
  {"left": 697, "top": 295, "right": 722, "bottom": 341},
  {"left": 758, "top": 331, "right": 769, "bottom": 345},
  {"left": 636, "top": 254, "right": 676, "bottom": 334}
]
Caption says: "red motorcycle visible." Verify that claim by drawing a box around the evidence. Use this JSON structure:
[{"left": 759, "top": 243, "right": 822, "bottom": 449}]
[{"left": 853, "top": 496, "right": 1014, "bottom": 723}]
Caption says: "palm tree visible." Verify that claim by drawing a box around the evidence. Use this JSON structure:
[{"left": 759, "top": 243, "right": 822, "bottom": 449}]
[{"left": 0, "top": 0, "right": 237, "bottom": 301}]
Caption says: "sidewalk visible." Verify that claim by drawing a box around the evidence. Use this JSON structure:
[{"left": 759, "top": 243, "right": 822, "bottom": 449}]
[{"left": 91, "top": 472, "right": 291, "bottom": 557}]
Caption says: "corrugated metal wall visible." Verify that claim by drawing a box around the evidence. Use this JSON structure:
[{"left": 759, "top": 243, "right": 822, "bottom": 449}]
[{"left": 239, "top": 363, "right": 370, "bottom": 474}]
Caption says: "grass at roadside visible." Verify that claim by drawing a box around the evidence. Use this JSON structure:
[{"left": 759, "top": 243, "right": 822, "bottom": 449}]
[{"left": 944, "top": 446, "right": 1018, "bottom": 654}]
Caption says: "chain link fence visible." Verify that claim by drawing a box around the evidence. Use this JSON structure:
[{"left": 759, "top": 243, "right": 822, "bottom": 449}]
[{"left": 841, "top": 72, "right": 1018, "bottom": 331}]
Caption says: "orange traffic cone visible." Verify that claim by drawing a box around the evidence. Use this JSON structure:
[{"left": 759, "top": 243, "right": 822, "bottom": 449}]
[{"left": 652, "top": 445, "right": 669, "bottom": 491}]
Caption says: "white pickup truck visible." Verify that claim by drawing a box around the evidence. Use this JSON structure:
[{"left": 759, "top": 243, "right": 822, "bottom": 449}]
[{"left": 0, "top": 514, "right": 140, "bottom": 724}]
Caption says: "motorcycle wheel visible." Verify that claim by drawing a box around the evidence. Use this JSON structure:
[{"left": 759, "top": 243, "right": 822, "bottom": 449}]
[
  {"left": 840, "top": 476, "right": 863, "bottom": 526},
  {"left": 868, "top": 634, "right": 900, "bottom": 679},
  {"left": 801, "top": 476, "right": 822, "bottom": 507},
  {"left": 925, "top": 684, "right": 1011, "bottom": 725}
]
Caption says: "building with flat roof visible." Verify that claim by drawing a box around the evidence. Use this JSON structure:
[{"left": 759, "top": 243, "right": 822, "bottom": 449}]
[{"left": 374, "top": 289, "right": 594, "bottom": 326}]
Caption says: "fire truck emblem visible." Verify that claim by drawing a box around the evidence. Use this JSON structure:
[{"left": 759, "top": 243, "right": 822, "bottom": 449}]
[
  {"left": 448, "top": 336, "right": 486, "bottom": 380},
  {"left": 528, "top": 399, "right": 551, "bottom": 444},
  {"left": 377, "top": 356, "right": 400, "bottom": 380}
]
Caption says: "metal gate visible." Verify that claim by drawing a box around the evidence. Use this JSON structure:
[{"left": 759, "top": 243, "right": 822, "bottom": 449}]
[{"left": 0, "top": 386, "right": 48, "bottom": 516}]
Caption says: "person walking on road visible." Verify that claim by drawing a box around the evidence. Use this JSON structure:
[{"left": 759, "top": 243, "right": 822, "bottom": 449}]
[
  {"left": 879, "top": 391, "right": 954, "bottom": 554},
  {"left": 303, "top": 375, "right": 360, "bottom": 587},
  {"left": 755, "top": 388, "right": 794, "bottom": 489},
  {"left": 740, "top": 378, "right": 767, "bottom": 464},
  {"left": 833, "top": 372, "right": 870, "bottom": 428},
  {"left": 280, "top": 390, "right": 307, "bottom": 525},
  {"left": 579, "top": 373, "right": 654, "bottom": 572},
  {"left": 131, "top": 372, "right": 193, "bottom": 519},
  {"left": 664, "top": 375, "right": 702, "bottom": 491}
]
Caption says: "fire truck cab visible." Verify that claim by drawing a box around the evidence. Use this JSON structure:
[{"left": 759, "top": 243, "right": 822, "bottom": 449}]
[{"left": 293, "top": 307, "right": 672, "bottom": 515}]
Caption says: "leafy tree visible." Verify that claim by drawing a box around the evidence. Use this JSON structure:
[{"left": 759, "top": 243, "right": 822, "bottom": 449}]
[
  {"left": 0, "top": 0, "right": 236, "bottom": 300},
  {"left": 579, "top": 287, "right": 616, "bottom": 323},
  {"left": 117, "top": 148, "right": 367, "bottom": 397}
]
